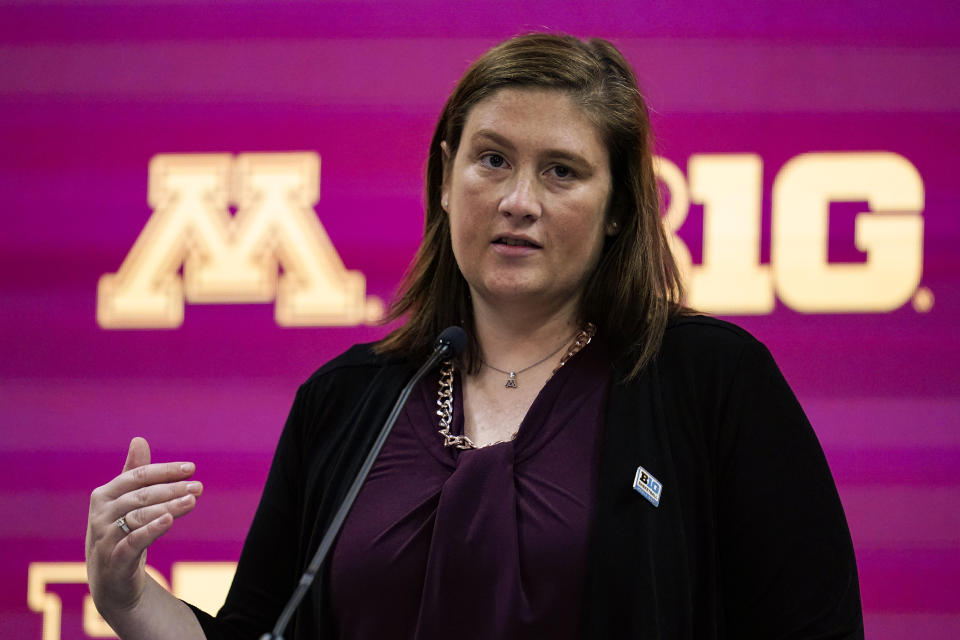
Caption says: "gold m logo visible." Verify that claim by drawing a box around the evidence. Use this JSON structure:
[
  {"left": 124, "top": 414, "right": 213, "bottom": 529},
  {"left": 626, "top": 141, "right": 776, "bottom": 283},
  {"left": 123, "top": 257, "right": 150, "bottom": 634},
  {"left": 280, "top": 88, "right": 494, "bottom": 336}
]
[{"left": 97, "top": 153, "right": 382, "bottom": 328}]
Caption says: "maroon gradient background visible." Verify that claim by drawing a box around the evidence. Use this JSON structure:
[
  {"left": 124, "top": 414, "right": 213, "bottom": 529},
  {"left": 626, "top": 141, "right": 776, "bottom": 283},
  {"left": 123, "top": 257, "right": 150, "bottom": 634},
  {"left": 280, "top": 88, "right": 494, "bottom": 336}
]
[{"left": 1, "top": 2, "right": 958, "bottom": 638}]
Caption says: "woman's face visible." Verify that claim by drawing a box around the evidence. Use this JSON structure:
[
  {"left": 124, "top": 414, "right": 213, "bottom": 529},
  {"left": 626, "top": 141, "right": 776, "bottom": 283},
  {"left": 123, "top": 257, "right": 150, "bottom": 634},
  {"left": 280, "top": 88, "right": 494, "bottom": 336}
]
[{"left": 442, "top": 88, "right": 614, "bottom": 318}]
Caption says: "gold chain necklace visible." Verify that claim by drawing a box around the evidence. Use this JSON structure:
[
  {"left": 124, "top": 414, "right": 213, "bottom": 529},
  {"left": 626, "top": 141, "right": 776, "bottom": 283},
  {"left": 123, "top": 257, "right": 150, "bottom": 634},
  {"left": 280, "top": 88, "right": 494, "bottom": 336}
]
[{"left": 437, "top": 323, "right": 596, "bottom": 450}]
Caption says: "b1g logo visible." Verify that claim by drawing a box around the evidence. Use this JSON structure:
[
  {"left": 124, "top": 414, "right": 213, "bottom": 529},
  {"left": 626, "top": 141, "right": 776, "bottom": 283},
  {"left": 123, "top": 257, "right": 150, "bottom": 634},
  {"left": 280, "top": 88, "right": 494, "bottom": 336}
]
[
  {"left": 659, "top": 151, "right": 929, "bottom": 314},
  {"left": 97, "top": 153, "right": 383, "bottom": 328},
  {"left": 633, "top": 466, "right": 663, "bottom": 507}
]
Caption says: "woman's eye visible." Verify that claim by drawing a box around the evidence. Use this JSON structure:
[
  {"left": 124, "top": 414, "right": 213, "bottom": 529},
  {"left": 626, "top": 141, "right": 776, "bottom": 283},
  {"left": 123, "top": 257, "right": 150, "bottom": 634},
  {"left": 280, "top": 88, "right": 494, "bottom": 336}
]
[
  {"left": 551, "top": 165, "right": 574, "bottom": 179},
  {"left": 480, "top": 153, "right": 506, "bottom": 168}
]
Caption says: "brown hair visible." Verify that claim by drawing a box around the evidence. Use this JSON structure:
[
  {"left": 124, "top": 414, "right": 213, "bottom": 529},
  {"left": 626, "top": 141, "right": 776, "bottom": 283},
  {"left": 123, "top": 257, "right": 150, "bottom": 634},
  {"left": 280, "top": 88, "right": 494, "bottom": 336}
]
[{"left": 375, "top": 33, "right": 684, "bottom": 379}]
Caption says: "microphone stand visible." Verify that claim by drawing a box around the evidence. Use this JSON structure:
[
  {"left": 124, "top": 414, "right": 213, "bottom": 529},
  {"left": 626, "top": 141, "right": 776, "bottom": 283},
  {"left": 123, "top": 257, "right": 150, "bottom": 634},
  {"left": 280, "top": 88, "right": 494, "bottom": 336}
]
[{"left": 260, "top": 329, "right": 465, "bottom": 640}]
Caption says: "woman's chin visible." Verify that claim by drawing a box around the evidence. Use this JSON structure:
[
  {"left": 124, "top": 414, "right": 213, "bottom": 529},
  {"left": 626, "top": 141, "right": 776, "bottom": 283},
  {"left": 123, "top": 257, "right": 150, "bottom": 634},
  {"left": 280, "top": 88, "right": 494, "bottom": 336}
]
[{"left": 472, "top": 282, "right": 583, "bottom": 313}]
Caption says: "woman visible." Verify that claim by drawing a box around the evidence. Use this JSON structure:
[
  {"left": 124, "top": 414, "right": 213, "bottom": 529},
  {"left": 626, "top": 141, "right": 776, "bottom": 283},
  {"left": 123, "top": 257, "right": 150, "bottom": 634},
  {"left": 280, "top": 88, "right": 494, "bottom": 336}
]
[{"left": 86, "top": 34, "right": 863, "bottom": 639}]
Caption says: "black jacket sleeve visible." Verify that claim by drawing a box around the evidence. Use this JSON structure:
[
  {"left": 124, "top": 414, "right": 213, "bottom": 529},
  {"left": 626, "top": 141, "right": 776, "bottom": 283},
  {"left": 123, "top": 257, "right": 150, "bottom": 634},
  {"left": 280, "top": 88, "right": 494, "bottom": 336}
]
[{"left": 716, "top": 338, "right": 863, "bottom": 639}]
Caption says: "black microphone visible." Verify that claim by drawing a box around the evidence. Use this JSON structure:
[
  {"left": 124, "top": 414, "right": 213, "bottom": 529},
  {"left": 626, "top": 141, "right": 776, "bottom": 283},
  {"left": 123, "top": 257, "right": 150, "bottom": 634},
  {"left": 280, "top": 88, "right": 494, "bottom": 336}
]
[
  {"left": 433, "top": 325, "right": 468, "bottom": 360},
  {"left": 261, "top": 326, "right": 467, "bottom": 640}
]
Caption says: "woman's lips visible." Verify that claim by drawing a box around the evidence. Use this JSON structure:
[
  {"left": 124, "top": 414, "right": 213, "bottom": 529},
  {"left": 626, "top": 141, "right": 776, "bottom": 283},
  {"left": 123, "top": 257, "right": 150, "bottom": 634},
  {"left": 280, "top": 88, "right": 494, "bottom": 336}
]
[
  {"left": 492, "top": 237, "right": 541, "bottom": 255},
  {"left": 493, "top": 236, "right": 541, "bottom": 247}
]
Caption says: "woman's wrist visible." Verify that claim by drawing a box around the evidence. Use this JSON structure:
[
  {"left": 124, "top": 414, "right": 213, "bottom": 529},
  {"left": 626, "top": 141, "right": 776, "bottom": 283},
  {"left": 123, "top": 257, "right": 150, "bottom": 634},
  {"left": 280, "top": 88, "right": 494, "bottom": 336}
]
[{"left": 99, "top": 577, "right": 205, "bottom": 640}]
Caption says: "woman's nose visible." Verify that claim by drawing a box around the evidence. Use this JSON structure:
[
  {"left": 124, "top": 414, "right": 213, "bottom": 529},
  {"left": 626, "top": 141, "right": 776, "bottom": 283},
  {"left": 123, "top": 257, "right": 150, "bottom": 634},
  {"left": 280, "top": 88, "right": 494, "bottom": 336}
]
[{"left": 498, "top": 171, "right": 542, "bottom": 220}]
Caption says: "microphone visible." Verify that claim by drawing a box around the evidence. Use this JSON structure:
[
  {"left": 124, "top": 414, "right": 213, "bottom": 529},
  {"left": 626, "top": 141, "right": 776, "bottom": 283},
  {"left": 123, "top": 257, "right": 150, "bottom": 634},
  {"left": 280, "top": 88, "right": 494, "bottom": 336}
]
[
  {"left": 261, "top": 326, "right": 467, "bottom": 640},
  {"left": 433, "top": 325, "right": 467, "bottom": 360}
]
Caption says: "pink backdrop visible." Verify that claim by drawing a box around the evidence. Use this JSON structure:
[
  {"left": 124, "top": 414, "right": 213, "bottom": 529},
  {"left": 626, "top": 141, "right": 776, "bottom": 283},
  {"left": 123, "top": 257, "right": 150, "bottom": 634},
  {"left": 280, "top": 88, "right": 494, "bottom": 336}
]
[{"left": 2, "top": 2, "right": 958, "bottom": 638}]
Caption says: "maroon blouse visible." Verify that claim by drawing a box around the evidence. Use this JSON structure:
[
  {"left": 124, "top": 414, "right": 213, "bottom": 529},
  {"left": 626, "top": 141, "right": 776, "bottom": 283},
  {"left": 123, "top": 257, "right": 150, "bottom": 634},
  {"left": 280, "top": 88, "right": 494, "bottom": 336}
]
[{"left": 329, "top": 342, "right": 611, "bottom": 639}]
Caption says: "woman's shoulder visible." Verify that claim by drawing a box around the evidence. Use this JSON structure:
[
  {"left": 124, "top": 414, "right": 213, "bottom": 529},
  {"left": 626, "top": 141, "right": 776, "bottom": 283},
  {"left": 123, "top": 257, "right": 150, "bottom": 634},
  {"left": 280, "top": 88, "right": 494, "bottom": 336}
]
[
  {"left": 299, "top": 342, "right": 412, "bottom": 394},
  {"left": 307, "top": 342, "right": 386, "bottom": 376},
  {"left": 654, "top": 314, "right": 773, "bottom": 381},
  {"left": 280, "top": 343, "right": 419, "bottom": 433},
  {"left": 663, "top": 314, "right": 761, "bottom": 351}
]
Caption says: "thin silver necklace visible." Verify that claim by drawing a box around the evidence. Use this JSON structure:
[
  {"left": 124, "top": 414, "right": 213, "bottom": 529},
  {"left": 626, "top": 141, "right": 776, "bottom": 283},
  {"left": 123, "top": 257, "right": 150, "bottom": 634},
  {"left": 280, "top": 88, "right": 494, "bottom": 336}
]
[{"left": 482, "top": 330, "right": 577, "bottom": 389}]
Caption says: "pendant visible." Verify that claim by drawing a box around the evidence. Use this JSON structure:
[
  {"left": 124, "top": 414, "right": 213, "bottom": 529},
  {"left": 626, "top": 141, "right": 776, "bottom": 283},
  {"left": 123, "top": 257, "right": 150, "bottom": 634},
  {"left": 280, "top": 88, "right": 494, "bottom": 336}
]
[{"left": 505, "top": 372, "right": 518, "bottom": 388}]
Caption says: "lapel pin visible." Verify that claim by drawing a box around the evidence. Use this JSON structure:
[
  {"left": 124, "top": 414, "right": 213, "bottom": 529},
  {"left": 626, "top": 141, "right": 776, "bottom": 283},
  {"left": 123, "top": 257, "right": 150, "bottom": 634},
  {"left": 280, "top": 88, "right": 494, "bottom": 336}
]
[{"left": 633, "top": 465, "right": 662, "bottom": 507}]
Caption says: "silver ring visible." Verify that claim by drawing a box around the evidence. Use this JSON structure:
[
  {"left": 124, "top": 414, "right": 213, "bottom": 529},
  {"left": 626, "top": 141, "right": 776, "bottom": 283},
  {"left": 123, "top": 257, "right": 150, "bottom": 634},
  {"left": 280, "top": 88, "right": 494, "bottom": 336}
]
[{"left": 114, "top": 516, "right": 131, "bottom": 534}]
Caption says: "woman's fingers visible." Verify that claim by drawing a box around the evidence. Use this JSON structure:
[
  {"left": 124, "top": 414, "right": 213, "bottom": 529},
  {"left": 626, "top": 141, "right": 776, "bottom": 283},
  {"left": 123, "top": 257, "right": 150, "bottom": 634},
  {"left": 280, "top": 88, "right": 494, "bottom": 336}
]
[
  {"left": 92, "top": 461, "right": 197, "bottom": 506},
  {"left": 94, "top": 480, "right": 202, "bottom": 544},
  {"left": 121, "top": 486, "right": 202, "bottom": 531},
  {"left": 87, "top": 439, "right": 201, "bottom": 549},
  {"left": 122, "top": 436, "right": 151, "bottom": 473},
  {"left": 112, "top": 479, "right": 203, "bottom": 518},
  {"left": 113, "top": 512, "right": 176, "bottom": 562}
]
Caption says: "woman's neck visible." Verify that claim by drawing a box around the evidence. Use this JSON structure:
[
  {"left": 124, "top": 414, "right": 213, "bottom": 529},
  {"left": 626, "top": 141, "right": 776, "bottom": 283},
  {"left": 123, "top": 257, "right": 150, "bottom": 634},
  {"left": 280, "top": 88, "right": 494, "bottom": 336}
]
[{"left": 470, "top": 297, "right": 581, "bottom": 373}]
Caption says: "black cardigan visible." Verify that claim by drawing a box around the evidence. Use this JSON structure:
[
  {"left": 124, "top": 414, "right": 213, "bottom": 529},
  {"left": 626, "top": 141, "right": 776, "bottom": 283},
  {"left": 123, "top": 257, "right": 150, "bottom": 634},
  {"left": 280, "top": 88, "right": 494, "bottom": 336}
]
[{"left": 191, "top": 316, "right": 863, "bottom": 639}]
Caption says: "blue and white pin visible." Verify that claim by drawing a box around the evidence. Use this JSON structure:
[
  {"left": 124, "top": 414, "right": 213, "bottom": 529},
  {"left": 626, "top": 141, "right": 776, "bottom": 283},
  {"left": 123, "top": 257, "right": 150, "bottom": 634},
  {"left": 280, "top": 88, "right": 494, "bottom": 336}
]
[{"left": 632, "top": 465, "right": 663, "bottom": 507}]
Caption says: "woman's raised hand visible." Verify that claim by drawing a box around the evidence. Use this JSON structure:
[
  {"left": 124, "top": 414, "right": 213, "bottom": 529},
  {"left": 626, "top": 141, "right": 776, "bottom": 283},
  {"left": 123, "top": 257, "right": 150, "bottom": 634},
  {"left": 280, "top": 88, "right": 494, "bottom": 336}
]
[{"left": 85, "top": 437, "right": 203, "bottom": 621}]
